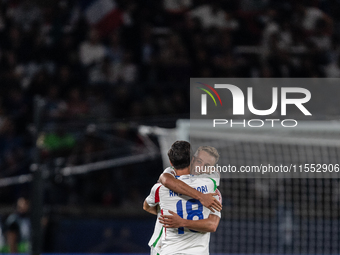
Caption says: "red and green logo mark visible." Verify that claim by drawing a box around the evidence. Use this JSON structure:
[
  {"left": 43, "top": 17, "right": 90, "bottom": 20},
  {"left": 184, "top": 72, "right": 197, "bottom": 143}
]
[
  {"left": 197, "top": 82, "right": 222, "bottom": 106},
  {"left": 197, "top": 82, "right": 222, "bottom": 115}
]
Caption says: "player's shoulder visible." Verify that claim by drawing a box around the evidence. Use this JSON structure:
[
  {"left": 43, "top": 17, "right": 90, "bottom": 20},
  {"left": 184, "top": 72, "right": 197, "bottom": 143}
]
[
  {"left": 192, "top": 176, "right": 217, "bottom": 191},
  {"left": 162, "top": 166, "right": 176, "bottom": 177},
  {"left": 151, "top": 182, "right": 163, "bottom": 192},
  {"left": 193, "top": 175, "right": 216, "bottom": 183},
  {"left": 210, "top": 171, "right": 220, "bottom": 186},
  {"left": 153, "top": 182, "right": 163, "bottom": 188}
]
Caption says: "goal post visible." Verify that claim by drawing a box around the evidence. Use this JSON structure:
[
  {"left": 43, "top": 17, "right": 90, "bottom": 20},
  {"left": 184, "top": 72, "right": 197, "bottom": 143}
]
[{"left": 152, "top": 119, "right": 340, "bottom": 254}]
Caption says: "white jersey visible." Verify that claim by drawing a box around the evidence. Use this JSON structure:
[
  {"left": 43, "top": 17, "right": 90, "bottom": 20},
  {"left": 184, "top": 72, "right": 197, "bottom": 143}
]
[
  {"left": 196, "top": 171, "right": 220, "bottom": 187},
  {"left": 162, "top": 166, "right": 220, "bottom": 187},
  {"left": 147, "top": 167, "right": 177, "bottom": 253},
  {"left": 146, "top": 175, "right": 221, "bottom": 255},
  {"left": 147, "top": 184, "right": 162, "bottom": 254}
]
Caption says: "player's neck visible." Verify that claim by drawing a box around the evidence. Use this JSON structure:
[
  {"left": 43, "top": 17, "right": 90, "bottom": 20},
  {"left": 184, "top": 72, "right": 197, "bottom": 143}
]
[{"left": 174, "top": 167, "right": 190, "bottom": 176}]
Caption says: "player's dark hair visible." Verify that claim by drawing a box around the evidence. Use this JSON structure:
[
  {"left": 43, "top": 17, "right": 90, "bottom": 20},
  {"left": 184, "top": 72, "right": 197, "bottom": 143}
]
[{"left": 167, "top": 141, "right": 192, "bottom": 169}]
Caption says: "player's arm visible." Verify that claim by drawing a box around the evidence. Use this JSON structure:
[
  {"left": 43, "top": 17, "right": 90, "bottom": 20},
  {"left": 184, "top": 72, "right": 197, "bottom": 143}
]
[
  {"left": 159, "top": 210, "right": 220, "bottom": 233},
  {"left": 143, "top": 183, "right": 161, "bottom": 215},
  {"left": 143, "top": 200, "right": 157, "bottom": 215},
  {"left": 159, "top": 172, "right": 222, "bottom": 212}
]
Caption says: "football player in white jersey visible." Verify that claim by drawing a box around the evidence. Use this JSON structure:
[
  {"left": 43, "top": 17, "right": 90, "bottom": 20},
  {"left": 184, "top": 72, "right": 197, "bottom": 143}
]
[
  {"left": 144, "top": 145, "right": 222, "bottom": 255},
  {"left": 144, "top": 144, "right": 222, "bottom": 255},
  {"left": 159, "top": 146, "right": 222, "bottom": 231},
  {"left": 144, "top": 141, "right": 221, "bottom": 255},
  {"left": 159, "top": 146, "right": 221, "bottom": 212}
]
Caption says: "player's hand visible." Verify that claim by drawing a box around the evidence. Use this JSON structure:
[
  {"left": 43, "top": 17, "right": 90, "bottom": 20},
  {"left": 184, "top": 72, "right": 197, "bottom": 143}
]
[
  {"left": 159, "top": 210, "right": 184, "bottom": 228},
  {"left": 199, "top": 193, "right": 222, "bottom": 212}
]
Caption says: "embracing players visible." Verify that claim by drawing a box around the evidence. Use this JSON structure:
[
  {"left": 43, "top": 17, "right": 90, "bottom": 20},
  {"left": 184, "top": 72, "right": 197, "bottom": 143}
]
[{"left": 143, "top": 141, "right": 222, "bottom": 255}]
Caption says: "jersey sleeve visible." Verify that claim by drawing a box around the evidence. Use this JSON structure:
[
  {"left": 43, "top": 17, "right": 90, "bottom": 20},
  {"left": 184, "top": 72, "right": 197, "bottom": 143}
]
[
  {"left": 145, "top": 183, "right": 162, "bottom": 207},
  {"left": 208, "top": 180, "right": 222, "bottom": 218},
  {"left": 210, "top": 195, "right": 222, "bottom": 218},
  {"left": 210, "top": 171, "right": 220, "bottom": 187},
  {"left": 162, "top": 166, "right": 176, "bottom": 176},
  {"left": 215, "top": 188, "right": 222, "bottom": 205}
]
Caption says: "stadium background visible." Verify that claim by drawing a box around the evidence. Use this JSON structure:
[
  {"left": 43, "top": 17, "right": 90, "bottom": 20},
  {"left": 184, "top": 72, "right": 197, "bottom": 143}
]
[{"left": 0, "top": 0, "right": 339, "bottom": 254}]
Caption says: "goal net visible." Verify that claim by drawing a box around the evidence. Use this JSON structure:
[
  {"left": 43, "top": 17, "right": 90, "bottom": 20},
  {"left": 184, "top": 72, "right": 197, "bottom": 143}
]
[{"left": 154, "top": 119, "right": 340, "bottom": 254}]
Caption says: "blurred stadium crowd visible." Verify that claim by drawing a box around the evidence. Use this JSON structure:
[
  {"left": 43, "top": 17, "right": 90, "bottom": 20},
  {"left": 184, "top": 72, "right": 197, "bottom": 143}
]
[{"left": 1, "top": 0, "right": 340, "bottom": 206}]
